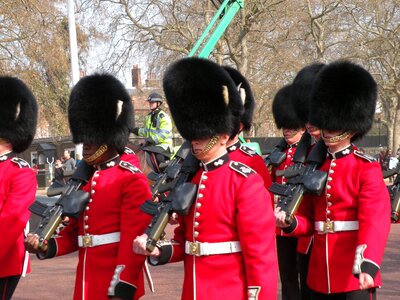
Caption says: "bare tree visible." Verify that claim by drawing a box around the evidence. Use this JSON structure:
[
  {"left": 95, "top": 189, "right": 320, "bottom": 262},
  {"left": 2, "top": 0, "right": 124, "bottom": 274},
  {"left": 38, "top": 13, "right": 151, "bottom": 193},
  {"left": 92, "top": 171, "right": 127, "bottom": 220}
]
[
  {"left": 0, "top": 0, "right": 90, "bottom": 137},
  {"left": 345, "top": 0, "right": 400, "bottom": 150}
]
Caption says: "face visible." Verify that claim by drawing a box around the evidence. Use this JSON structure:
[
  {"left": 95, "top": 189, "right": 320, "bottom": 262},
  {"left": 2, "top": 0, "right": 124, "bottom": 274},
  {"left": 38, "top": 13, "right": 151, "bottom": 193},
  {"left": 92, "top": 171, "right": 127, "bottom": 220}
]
[
  {"left": 306, "top": 122, "right": 320, "bottom": 140},
  {"left": 321, "top": 129, "right": 353, "bottom": 152},
  {"left": 282, "top": 128, "right": 305, "bottom": 145},
  {"left": 82, "top": 144, "right": 99, "bottom": 160},
  {"left": 191, "top": 134, "right": 229, "bottom": 162},
  {"left": 148, "top": 101, "right": 159, "bottom": 110},
  {"left": 63, "top": 150, "right": 70, "bottom": 159}
]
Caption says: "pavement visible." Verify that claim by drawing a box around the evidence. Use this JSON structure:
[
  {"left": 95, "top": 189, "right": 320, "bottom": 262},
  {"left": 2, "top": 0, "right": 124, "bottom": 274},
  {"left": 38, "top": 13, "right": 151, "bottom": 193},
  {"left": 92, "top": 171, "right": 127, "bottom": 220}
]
[{"left": 12, "top": 223, "right": 400, "bottom": 299}]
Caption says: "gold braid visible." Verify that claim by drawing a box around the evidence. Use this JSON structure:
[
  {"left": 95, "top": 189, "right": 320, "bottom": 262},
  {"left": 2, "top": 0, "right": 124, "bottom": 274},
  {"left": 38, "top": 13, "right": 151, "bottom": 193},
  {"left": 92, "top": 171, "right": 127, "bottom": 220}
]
[
  {"left": 84, "top": 144, "right": 109, "bottom": 164},
  {"left": 199, "top": 135, "right": 219, "bottom": 155},
  {"left": 321, "top": 131, "right": 351, "bottom": 143}
]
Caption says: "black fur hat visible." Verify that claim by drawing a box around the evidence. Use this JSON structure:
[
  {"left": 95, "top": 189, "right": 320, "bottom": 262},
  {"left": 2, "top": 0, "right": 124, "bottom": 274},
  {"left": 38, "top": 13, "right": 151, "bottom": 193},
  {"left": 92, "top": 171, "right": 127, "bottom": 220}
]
[
  {"left": 272, "top": 84, "right": 305, "bottom": 129},
  {"left": 291, "top": 63, "right": 325, "bottom": 123},
  {"left": 223, "top": 66, "right": 255, "bottom": 132},
  {"left": 309, "top": 60, "right": 377, "bottom": 140},
  {"left": 0, "top": 76, "right": 38, "bottom": 153},
  {"left": 68, "top": 73, "right": 133, "bottom": 153},
  {"left": 163, "top": 57, "right": 244, "bottom": 141}
]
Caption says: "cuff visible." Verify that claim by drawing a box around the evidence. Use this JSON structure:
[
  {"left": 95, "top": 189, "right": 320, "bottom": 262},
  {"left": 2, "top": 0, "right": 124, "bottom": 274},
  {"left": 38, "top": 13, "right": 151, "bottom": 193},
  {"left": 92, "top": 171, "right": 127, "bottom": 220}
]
[
  {"left": 36, "top": 238, "right": 57, "bottom": 260},
  {"left": 352, "top": 244, "right": 380, "bottom": 279},
  {"left": 282, "top": 217, "right": 298, "bottom": 234},
  {"left": 148, "top": 240, "right": 173, "bottom": 266},
  {"left": 108, "top": 265, "right": 137, "bottom": 300},
  {"left": 248, "top": 286, "right": 261, "bottom": 300}
]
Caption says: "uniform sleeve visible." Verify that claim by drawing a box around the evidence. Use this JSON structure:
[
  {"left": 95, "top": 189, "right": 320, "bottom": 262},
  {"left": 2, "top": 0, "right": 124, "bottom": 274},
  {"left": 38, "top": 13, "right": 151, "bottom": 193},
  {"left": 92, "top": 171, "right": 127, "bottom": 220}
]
[
  {"left": 236, "top": 174, "right": 278, "bottom": 300},
  {"left": 353, "top": 162, "right": 391, "bottom": 278},
  {"left": 283, "top": 194, "right": 315, "bottom": 237},
  {"left": 137, "top": 114, "right": 150, "bottom": 138},
  {"left": 0, "top": 167, "right": 36, "bottom": 262},
  {"left": 149, "top": 112, "right": 173, "bottom": 145},
  {"left": 108, "top": 172, "right": 153, "bottom": 299},
  {"left": 53, "top": 218, "right": 80, "bottom": 256},
  {"left": 250, "top": 156, "right": 274, "bottom": 205}
]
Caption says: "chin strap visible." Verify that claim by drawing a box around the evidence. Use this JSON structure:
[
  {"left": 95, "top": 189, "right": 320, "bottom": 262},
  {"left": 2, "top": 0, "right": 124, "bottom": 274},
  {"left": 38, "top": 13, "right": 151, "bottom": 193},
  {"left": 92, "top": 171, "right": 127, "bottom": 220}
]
[
  {"left": 321, "top": 130, "right": 351, "bottom": 143},
  {"left": 84, "top": 144, "right": 109, "bottom": 164},
  {"left": 195, "top": 135, "right": 220, "bottom": 156},
  {"left": 282, "top": 129, "right": 299, "bottom": 139}
]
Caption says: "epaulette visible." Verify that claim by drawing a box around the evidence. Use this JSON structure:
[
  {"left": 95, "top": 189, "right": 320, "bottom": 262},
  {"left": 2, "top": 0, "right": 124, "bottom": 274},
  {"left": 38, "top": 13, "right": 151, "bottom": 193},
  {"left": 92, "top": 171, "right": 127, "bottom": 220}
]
[
  {"left": 119, "top": 161, "right": 142, "bottom": 174},
  {"left": 229, "top": 161, "right": 256, "bottom": 177},
  {"left": 11, "top": 157, "right": 30, "bottom": 168},
  {"left": 124, "top": 147, "right": 135, "bottom": 155},
  {"left": 354, "top": 151, "right": 375, "bottom": 162},
  {"left": 239, "top": 145, "right": 257, "bottom": 157}
]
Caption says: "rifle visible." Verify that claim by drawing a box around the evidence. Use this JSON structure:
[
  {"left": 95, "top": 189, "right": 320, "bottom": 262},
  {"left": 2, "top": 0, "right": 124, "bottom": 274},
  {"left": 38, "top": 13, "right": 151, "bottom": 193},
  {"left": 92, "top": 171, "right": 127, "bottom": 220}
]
[
  {"left": 387, "top": 174, "right": 400, "bottom": 222},
  {"left": 270, "top": 139, "right": 328, "bottom": 224},
  {"left": 383, "top": 162, "right": 400, "bottom": 179},
  {"left": 264, "top": 138, "right": 288, "bottom": 168},
  {"left": 29, "top": 161, "right": 94, "bottom": 250},
  {"left": 141, "top": 140, "right": 200, "bottom": 252}
]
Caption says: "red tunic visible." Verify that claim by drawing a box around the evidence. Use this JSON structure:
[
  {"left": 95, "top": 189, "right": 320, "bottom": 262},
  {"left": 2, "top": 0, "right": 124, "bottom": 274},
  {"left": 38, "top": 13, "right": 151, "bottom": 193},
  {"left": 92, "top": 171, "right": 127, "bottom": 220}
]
[
  {"left": 51, "top": 158, "right": 152, "bottom": 300},
  {"left": 156, "top": 153, "right": 278, "bottom": 300},
  {"left": 120, "top": 147, "right": 141, "bottom": 168},
  {"left": 288, "top": 147, "right": 391, "bottom": 294},
  {"left": 227, "top": 141, "right": 272, "bottom": 191},
  {"left": 0, "top": 153, "right": 36, "bottom": 278}
]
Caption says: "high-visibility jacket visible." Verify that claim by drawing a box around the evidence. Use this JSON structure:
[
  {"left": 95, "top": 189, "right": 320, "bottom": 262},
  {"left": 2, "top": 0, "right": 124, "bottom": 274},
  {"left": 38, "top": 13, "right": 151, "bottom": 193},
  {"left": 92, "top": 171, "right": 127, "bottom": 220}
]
[{"left": 137, "top": 108, "right": 173, "bottom": 152}]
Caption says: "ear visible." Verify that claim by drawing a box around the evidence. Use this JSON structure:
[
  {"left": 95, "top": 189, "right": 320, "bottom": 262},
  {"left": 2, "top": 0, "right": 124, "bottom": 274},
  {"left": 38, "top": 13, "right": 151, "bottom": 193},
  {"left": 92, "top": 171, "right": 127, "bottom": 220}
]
[{"left": 219, "top": 134, "right": 230, "bottom": 145}]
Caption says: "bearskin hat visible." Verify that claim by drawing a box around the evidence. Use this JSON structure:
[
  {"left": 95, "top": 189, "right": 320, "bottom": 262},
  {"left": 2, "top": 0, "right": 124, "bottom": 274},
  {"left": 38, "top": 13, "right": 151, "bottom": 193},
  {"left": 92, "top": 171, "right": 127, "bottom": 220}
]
[
  {"left": 291, "top": 63, "right": 325, "bottom": 124},
  {"left": 272, "top": 84, "right": 305, "bottom": 129},
  {"left": 163, "top": 57, "right": 244, "bottom": 141},
  {"left": 223, "top": 66, "right": 255, "bottom": 132},
  {"left": 309, "top": 60, "right": 377, "bottom": 140},
  {"left": 0, "top": 76, "right": 38, "bottom": 153},
  {"left": 68, "top": 73, "right": 133, "bottom": 153}
]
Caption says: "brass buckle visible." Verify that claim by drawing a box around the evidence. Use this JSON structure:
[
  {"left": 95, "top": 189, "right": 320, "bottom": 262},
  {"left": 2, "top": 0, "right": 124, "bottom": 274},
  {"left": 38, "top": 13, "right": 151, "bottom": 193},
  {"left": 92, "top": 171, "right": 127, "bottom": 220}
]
[
  {"left": 188, "top": 242, "right": 201, "bottom": 256},
  {"left": 323, "top": 221, "right": 335, "bottom": 233},
  {"left": 82, "top": 235, "right": 93, "bottom": 247}
]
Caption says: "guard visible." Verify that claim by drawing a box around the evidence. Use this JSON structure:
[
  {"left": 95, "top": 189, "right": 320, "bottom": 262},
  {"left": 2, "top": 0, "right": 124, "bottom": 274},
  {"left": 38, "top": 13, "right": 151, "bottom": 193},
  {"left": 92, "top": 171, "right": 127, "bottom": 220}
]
[
  {"left": 0, "top": 76, "right": 38, "bottom": 300},
  {"left": 133, "top": 57, "right": 278, "bottom": 300},
  {"left": 276, "top": 60, "right": 391, "bottom": 300}
]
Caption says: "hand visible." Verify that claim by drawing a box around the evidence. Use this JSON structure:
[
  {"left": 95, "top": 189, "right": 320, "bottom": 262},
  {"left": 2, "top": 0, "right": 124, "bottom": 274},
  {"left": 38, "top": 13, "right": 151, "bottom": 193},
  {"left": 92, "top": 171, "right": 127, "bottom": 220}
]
[
  {"left": 168, "top": 212, "right": 179, "bottom": 225},
  {"left": 25, "top": 233, "right": 47, "bottom": 253},
  {"left": 133, "top": 234, "right": 161, "bottom": 257},
  {"left": 359, "top": 272, "right": 374, "bottom": 290},
  {"left": 132, "top": 127, "right": 139, "bottom": 136},
  {"left": 275, "top": 207, "right": 290, "bottom": 228}
]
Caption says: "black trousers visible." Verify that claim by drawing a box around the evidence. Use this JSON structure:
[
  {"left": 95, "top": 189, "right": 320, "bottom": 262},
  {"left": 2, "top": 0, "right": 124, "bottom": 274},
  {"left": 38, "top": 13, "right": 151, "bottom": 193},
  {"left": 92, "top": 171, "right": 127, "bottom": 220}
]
[
  {"left": 298, "top": 250, "right": 312, "bottom": 300},
  {"left": 0, "top": 276, "right": 21, "bottom": 300},
  {"left": 311, "top": 288, "right": 376, "bottom": 300},
  {"left": 277, "top": 235, "right": 300, "bottom": 300}
]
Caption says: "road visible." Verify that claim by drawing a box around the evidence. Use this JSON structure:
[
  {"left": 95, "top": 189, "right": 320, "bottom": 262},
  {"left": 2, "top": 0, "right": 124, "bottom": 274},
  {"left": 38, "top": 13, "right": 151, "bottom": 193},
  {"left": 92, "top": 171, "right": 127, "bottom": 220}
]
[{"left": 14, "top": 224, "right": 400, "bottom": 299}]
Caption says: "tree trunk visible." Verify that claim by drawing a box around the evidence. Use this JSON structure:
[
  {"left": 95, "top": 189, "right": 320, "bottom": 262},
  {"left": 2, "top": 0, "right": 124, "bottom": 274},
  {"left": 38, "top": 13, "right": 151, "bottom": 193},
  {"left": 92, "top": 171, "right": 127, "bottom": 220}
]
[{"left": 393, "top": 98, "right": 400, "bottom": 153}]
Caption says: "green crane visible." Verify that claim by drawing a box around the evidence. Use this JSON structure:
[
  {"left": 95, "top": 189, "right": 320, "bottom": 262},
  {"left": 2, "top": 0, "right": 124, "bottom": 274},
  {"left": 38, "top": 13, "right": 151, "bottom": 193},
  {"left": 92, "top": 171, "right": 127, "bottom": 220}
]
[
  {"left": 188, "top": 0, "right": 261, "bottom": 154},
  {"left": 188, "top": 0, "right": 244, "bottom": 58}
]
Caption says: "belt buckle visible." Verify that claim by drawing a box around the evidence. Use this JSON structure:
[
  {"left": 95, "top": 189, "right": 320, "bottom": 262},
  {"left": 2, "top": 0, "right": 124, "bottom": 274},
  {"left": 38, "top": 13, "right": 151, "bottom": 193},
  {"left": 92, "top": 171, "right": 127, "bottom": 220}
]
[
  {"left": 82, "top": 235, "right": 93, "bottom": 247},
  {"left": 188, "top": 242, "right": 201, "bottom": 256},
  {"left": 323, "top": 221, "right": 334, "bottom": 233}
]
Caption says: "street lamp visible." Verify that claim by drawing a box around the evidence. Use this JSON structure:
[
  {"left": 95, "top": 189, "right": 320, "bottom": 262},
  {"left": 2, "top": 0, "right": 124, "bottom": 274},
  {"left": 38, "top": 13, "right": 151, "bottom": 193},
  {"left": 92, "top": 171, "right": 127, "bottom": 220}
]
[{"left": 378, "top": 117, "right": 381, "bottom": 147}]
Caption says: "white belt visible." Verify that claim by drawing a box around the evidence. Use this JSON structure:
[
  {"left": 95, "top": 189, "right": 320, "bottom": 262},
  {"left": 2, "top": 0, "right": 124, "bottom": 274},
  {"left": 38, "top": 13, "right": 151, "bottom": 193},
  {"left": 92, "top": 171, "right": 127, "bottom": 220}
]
[
  {"left": 78, "top": 232, "right": 120, "bottom": 248},
  {"left": 315, "top": 221, "right": 359, "bottom": 234},
  {"left": 185, "top": 241, "right": 241, "bottom": 256}
]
